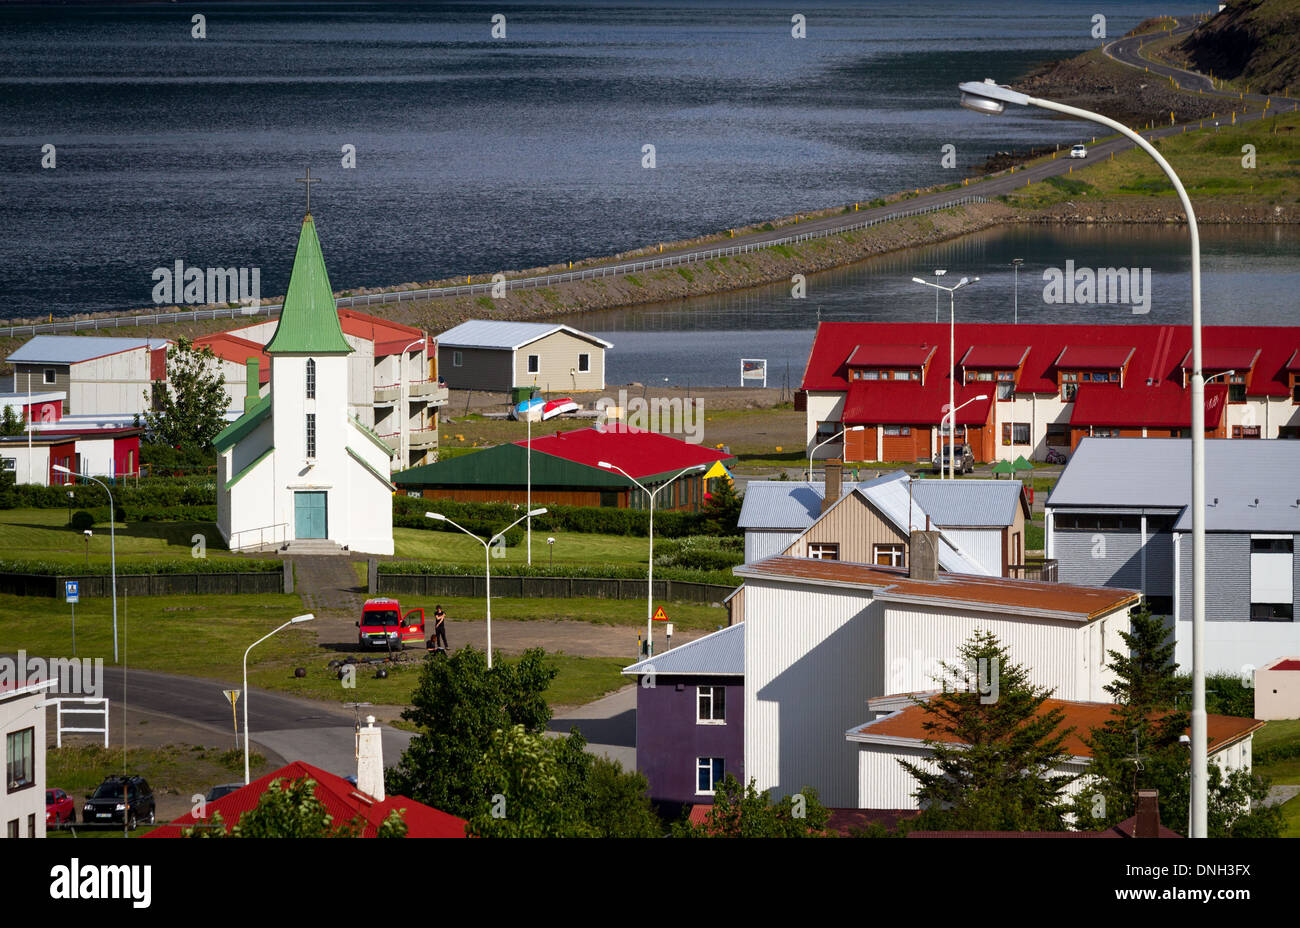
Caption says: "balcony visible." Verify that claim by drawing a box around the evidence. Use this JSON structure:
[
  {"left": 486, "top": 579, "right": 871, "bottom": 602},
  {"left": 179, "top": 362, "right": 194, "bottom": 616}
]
[
  {"left": 374, "top": 383, "right": 400, "bottom": 404},
  {"left": 409, "top": 379, "right": 449, "bottom": 405},
  {"left": 1007, "top": 558, "right": 1058, "bottom": 582},
  {"left": 377, "top": 431, "right": 400, "bottom": 452},
  {"left": 409, "top": 427, "right": 439, "bottom": 449}
]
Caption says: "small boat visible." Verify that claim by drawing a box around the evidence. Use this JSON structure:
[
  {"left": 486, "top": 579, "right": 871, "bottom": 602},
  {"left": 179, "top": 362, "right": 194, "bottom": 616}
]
[
  {"left": 540, "top": 397, "right": 579, "bottom": 420},
  {"left": 509, "top": 396, "right": 545, "bottom": 421}
]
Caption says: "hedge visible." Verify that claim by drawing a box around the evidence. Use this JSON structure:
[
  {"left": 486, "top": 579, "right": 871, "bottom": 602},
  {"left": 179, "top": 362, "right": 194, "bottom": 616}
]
[
  {"left": 653, "top": 535, "right": 744, "bottom": 572},
  {"left": 377, "top": 560, "right": 738, "bottom": 587},
  {"left": 0, "top": 557, "right": 281, "bottom": 576},
  {"left": 0, "top": 477, "right": 217, "bottom": 511}
]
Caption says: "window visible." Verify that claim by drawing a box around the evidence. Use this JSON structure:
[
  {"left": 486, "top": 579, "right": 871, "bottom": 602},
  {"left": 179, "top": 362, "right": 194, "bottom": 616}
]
[
  {"left": 1232, "top": 425, "right": 1261, "bottom": 439},
  {"left": 814, "top": 420, "right": 841, "bottom": 443},
  {"left": 1093, "top": 427, "right": 1120, "bottom": 438},
  {"left": 874, "top": 543, "right": 905, "bottom": 567},
  {"left": 1002, "top": 423, "right": 1030, "bottom": 445},
  {"left": 883, "top": 426, "right": 911, "bottom": 437},
  {"left": 1060, "top": 371, "right": 1079, "bottom": 402},
  {"left": 1046, "top": 424, "right": 1069, "bottom": 447},
  {"left": 1, "top": 458, "right": 14, "bottom": 472},
  {"left": 1292, "top": 374, "right": 1300, "bottom": 404},
  {"left": 306, "top": 358, "right": 316, "bottom": 399},
  {"left": 1251, "top": 538, "right": 1293, "bottom": 554},
  {"left": 1251, "top": 603, "right": 1293, "bottom": 621},
  {"left": 27, "top": 813, "right": 34, "bottom": 837},
  {"left": 697, "top": 757, "right": 724, "bottom": 794},
  {"left": 1054, "top": 513, "right": 1140, "bottom": 531},
  {"left": 43, "top": 368, "right": 55, "bottom": 385},
  {"left": 578, "top": 353, "right": 590, "bottom": 373},
  {"left": 305, "top": 413, "right": 316, "bottom": 459},
  {"left": 697, "top": 686, "right": 725, "bottom": 724},
  {"left": 6, "top": 820, "right": 15, "bottom": 839},
  {"left": 996, "top": 376, "right": 1015, "bottom": 401},
  {"left": 452, "top": 351, "right": 463, "bottom": 368},
  {"left": 1227, "top": 372, "right": 1246, "bottom": 404},
  {"left": 6, "top": 727, "right": 34, "bottom": 793},
  {"left": 527, "top": 354, "right": 539, "bottom": 374},
  {"left": 1144, "top": 596, "right": 1174, "bottom": 615},
  {"left": 809, "top": 543, "right": 840, "bottom": 561}
]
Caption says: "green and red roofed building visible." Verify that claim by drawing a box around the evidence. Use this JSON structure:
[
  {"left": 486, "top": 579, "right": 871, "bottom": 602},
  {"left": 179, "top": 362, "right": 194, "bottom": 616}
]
[{"left": 393, "top": 426, "right": 735, "bottom": 510}]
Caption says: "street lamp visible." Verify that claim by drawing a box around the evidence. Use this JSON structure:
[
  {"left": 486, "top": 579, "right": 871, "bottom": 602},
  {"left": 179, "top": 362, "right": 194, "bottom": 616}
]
[
  {"left": 958, "top": 77, "right": 1208, "bottom": 837},
  {"left": 426, "top": 508, "right": 546, "bottom": 668},
  {"left": 809, "top": 426, "right": 865, "bottom": 490},
  {"left": 933, "top": 269, "right": 947, "bottom": 323},
  {"left": 53, "top": 464, "right": 118, "bottom": 663},
  {"left": 1011, "top": 258, "right": 1024, "bottom": 324},
  {"left": 598, "top": 461, "right": 705, "bottom": 657},
  {"left": 243, "top": 613, "right": 314, "bottom": 784},
  {"left": 547, "top": 536, "right": 555, "bottom": 569},
  {"left": 83, "top": 529, "right": 92, "bottom": 566},
  {"left": 939, "top": 394, "right": 989, "bottom": 480},
  {"left": 911, "top": 275, "right": 979, "bottom": 482},
  {"left": 397, "top": 338, "right": 425, "bottom": 474}
]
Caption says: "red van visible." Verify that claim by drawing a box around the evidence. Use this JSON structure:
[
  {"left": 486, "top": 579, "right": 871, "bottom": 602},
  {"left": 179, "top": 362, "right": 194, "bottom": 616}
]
[{"left": 357, "top": 597, "right": 425, "bottom": 650}]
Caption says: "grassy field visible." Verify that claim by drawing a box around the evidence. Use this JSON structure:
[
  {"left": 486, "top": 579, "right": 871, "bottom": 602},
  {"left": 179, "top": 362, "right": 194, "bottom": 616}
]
[
  {"left": 0, "top": 507, "right": 249, "bottom": 570},
  {"left": 1004, "top": 109, "right": 1300, "bottom": 210},
  {"left": 1254, "top": 718, "right": 1300, "bottom": 754},
  {"left": 393, "top": 527, "right": 652, "bottom": 568}
]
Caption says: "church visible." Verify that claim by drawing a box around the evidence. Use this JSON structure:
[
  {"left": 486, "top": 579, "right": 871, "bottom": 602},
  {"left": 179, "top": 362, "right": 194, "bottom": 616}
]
[{"left": 214, "top": 204, "right": 395, "bottom": 555}]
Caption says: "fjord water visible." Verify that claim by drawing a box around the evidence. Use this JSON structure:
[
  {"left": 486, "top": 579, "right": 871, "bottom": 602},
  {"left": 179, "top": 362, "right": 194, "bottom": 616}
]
[{"left": 0, "top": 0, "right": 1200, "bottom": 317}]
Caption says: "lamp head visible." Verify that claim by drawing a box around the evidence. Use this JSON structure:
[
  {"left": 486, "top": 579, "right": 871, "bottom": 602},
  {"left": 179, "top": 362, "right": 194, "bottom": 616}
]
[
  {"left": 528, "top": 507, "right": 548, "bottom": 517},
  {"left": 83, "top": 529, "right": 92, "bottom": 537},
  {"left": 598, "top": 461, "right": 613, "bottom": 470},
  {"left": 424, "top": 512, "right": 446, "bottom": 522},
  {"left": 958, "top": 79, "right": 1031, "bottom": 115},
  {"left": 52, "top": 464, "right": 71, "bottom": 475},
  {"left": 975, "top": 394, "right": 990, "bottom": 401},
  {"left": 911, "top": 277, "right": 929, "bottom": 286},
  {"left": 290, "top": 613, "right": 315, "bottom": 624},
  {"left": 848, "top": 426, "right": 866, "bottom": 432}
]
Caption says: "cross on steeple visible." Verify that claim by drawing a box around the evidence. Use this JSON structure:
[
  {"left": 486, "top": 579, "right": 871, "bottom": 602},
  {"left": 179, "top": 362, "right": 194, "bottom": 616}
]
[{"left": 296, "top": 166, "right": 320, "bottom": 216}]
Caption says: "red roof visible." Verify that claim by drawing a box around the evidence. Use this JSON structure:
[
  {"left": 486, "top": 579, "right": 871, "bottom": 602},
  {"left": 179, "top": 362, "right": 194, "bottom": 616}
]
[
  {"left": 517, "top": 426, "right": 735, "bottom": 480},
  {"left": 1286, "top": 350, "right": 1300, "bottom": 373},
  {"left": 846, "top": 344, "right": 936, "bottom": 368},
  {"left": 194, "top": 333, "right": 270, "bottom": 385},
  {"left": 142, "top": 761, "right": 468, "bottom": 838},
  {"left": 1055, "top": 345, "right": 1135, "bottom": 370},
  {"left": 1070, "top": 382, "right": 1227, "bottom": 429},
  {"left": 960, "top": 345, "right": 1030, "bottom": 369},
  {"left": 843, "top": 381, "right": 992, "bottom": 425},
  {"left": 1179, "top": 347, "right": 1262, "bottom": 371},
  {"left": 338, "top": 308, "right": 423, "bottom": 350}
]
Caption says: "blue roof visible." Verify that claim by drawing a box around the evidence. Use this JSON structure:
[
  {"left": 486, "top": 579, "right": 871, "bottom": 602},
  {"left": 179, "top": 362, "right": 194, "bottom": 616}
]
[
  {"left": 8, "top": 335, "right": 168, "bottom": 365},
  {"left": 738, "top": 480, "right": 861, "bottom": 530},
  {"left": 623, "top": 623, "right": 743, "bottom": 677},
  {"left": 911, "top": 479, "right": 1024, "bottom": 527}
]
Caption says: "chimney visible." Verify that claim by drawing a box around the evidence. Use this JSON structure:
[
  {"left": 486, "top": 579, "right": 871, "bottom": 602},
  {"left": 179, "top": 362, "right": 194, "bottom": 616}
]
[
  {"left": 822, "top": 459, "right": 843, "bottom": 514},
  {"left": 909, "top": 530, "right": 940, "bottom": 581},
  {"left": 1134, "top": 789, "right": 1161, "bottom": 838},
  {"left": 356, "top": 715, "right": 385, "bottom": 800},
  {"left": 244, "top": 357, "right": 260, "bottom": 414}
]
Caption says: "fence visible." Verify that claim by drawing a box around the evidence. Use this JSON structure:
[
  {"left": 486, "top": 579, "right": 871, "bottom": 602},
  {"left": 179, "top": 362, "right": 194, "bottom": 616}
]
[
  {"left": 0, "top": 572, "right": 284, "bottom": 598},
  {"left": 2, "top": 195, "right": 987, "bottom": 337},
  {"left": 48, "top": 697, "right": 110, "bottom": 748},
  {"left": 377, "top": 573, "right": 736, "bottom": 604}
]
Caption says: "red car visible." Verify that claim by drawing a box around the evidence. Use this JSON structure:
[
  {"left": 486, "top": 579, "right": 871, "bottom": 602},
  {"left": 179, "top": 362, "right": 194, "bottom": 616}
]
[
  {"left": 356, "top": 597, "right": 425, "bottom": 650},
  {"left": 46, "top": 788, "right": 76, "bottom": 827}
]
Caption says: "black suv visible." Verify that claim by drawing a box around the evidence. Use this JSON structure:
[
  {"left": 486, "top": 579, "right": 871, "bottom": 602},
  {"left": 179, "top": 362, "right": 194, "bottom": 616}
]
[{"left": 83, "top": 775, "right": 155, "bottom": 829}]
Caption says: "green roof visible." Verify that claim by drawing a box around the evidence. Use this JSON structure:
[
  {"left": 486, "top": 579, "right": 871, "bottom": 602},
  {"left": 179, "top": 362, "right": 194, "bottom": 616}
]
[
  {"left": 347, "top": 446, "right": 397, "bottom": 491},
  {"left": 213, "top": 394, "right": 271, "bottom": 452},
  {"left": 393, "top": 443, "right": 631, "bottom": 488},
  {"left": 265, "top": 215, "right": 353, "bottom": 355},
  {"left": 225, "top": 445, "right": 274, "bottom": 491}
]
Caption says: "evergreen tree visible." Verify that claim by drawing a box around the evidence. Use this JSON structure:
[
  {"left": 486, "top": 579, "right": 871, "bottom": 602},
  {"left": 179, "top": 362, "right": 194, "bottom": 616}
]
[
  {"left": 142, "top": 337, "right": 228, "bottom": 451},
  {"left": 700, "top": 477, "right": 742, "bottom": 536},
  {"left": 0, "top": 405, "right": 25, "bottom": 437},
  {"left": 900, "top": 629, "right": 1076, "bottom": 831}
]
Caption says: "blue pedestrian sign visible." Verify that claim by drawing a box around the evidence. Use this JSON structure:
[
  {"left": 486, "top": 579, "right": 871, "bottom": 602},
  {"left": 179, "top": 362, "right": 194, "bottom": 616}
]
[{"left": 65, "top": 581, "right": 79, "bottom": 603}]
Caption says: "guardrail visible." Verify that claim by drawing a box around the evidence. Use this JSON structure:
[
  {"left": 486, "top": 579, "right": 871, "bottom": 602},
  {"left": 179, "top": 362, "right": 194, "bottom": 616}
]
[
  {"left": 48, "top": 697, "right": 110, "bottom": 747},
  {"left": 228, "top": 521, "right": 288, "bottom": 552},
  {"left": 2, "top": 195, "right": 987, "bottom": 337}
]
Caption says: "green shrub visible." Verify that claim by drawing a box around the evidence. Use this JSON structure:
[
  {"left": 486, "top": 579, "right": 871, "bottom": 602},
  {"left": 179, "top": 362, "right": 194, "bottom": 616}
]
[
  {"left": 394, "top": 496, "right": 709, "bottom": 539},
  {"left": 70, "top": 510, "right": 94, "bottom": 531},
  {"left": 0, "top": 557, "right": 281, "bottom": 576},
  {"left": 377, "top": 560, "right": 738, "bottom": 587},
  {"left": 654, "top": 535, "right": 744, "bottom": 571}
]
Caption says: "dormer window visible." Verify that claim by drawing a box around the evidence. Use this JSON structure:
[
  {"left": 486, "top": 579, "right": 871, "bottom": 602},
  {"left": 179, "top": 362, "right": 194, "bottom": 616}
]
[{"left": 306, "top": 358, "right": 316, "bottom": 399}]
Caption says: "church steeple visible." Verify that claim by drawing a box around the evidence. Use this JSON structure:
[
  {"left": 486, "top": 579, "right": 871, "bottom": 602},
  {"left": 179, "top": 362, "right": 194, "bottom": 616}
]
[{"left": 265, "top": 205, "right": 353, "bottom": 356}]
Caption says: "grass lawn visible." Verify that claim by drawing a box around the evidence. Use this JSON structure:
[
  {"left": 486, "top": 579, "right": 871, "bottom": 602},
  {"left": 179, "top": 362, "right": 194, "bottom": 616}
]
[
  {"left": 0, "top": 507, "right": 252, "bottom": 570},
  {"left": 393, "top": 527, "right": 652, "bottom": 568},
  {"left": 1254, "top": 718, "right": 1300, "bottom": 755},
  {"left": 1281, "top": 794, "right": 1300, "bottom": 838}
]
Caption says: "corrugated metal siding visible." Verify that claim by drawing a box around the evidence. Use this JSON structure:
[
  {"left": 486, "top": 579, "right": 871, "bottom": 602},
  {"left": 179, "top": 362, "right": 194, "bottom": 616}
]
[
  {"left": 857, "top": 743, "right": 1091, "bottom": 809},
  {"left": 1208, "top": 534, "right": 1251, "bottom": 622},
  {"left": 1055, "top": 526, "right": 1142, "bottom": 589},
  {"left": 744, "top": 578, "right": 881, "bottom": 808},
  {"left": 783, "top": 494, "right": 907, "bottom": 562},
  {"left": 438, "top": 345, "right": 513, "bottom": 392},
  {"left": 940, "top": 529, "right": 1002, "bottom": 577},
  {"left": 1144, "top": 528, "right": 1174, "bottom": 594},
  {"left": 12, "top": 365, "right": 70, "bottom": 411},
  {"left": 745, "top": 530, "right": 800, "bottom": 563}
]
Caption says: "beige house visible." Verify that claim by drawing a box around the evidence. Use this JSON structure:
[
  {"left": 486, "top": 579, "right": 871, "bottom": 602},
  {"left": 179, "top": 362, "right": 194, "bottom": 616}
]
[{"left": 436, "top": 320, "right": 611, "bottom": 394}]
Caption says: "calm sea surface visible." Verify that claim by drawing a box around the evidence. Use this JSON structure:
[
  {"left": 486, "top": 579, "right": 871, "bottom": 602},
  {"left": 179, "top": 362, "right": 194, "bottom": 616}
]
[{"left": 0, "top": 0, "right": 1203, "bottom": 317}]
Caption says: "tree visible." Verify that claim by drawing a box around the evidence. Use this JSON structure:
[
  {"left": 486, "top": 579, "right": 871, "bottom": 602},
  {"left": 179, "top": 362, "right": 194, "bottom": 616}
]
[
  {"left": 671, "top": 774, "right": 829, "bottom": 837},
  {"left": 700, "top": 477, "right": 742, "bottom": 536},
  {"left": 386, "top": 646, "right": 556, "bottom": 817},
  {"left": 182, "top": 777, "right": 407, "bottom": 838},
  {"left": 465, "top": 725, "right": 596, "bottom": 838},
  {"left": 0, "top": 406, "right": 25, "bottom": 438},
  {"left": 142, "top": 337, "right": 228, "bottom": 451},
  {"left": 1071, "top": 605, "right": 1281, "bottom": 837},
  {"left": 900, "top": 629, "right": 1076, "bottom": 831}
]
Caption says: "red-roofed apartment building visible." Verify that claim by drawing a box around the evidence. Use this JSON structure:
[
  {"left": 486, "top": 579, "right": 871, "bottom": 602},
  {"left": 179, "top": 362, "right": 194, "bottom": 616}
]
[
  {"left": 212, "top": 308, "right": 449, "bottom": 470},
  {"left": 143, "top": 761, "right": 468, "bottom": 838},
  {"left": 800, "top": 323, "right": 1300, "bottom": 464}
]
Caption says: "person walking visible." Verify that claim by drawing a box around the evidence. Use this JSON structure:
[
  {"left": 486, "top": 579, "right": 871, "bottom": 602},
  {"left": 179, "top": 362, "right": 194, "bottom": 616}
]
[{"left": 431, "top": 605, "right": 448, "bottom": 652}]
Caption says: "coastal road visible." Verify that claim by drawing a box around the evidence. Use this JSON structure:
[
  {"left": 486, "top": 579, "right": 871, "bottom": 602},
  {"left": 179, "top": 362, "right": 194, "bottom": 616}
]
[{"left": 1103, "top": 17, "right": 1216, "bottom": 95}]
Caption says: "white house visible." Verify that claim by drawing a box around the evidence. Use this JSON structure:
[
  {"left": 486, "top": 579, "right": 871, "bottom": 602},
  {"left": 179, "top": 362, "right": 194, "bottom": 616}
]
[
  {"left": 6, "top": 336, "right": 169, "bottom": 417},
  {"left": 1, "top": 679, "right": 55, "bottom": 839},
  {"left": 735, "top": 542, "right": 1139, "bottom": 807},
  {"left": 214, "top": 212, "right": 395, "bottom": 555},
  {"left": 847, "top": 694, "right": 1262, "bottom": 812}
]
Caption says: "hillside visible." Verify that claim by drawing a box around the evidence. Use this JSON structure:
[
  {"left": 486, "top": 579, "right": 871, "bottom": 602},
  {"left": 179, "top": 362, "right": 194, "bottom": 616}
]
[{"left": 1171, "top": 0, "right": 1300, "bottom": 94}]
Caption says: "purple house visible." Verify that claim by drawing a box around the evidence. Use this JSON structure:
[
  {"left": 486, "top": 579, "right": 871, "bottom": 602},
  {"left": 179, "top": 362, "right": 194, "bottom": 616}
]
[{"left": 624, "top": 623, "right": 744, "bottom": 810}]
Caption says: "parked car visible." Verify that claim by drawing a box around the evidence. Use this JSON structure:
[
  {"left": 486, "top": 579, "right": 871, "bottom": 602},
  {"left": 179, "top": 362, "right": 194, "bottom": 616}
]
[
  {"left": 933, "top": 443, "right": 975, "bottom": 475},
  {"left": 1069, "top": 143, "right": 1087, "bottom": 159},
  {"left": 204, "top": 783, "right": 243, "bottom": 803},
  {"left": 83, "top": 775, "right": 155, "bottom": 829},
  {"left": 356, "top": 597, "right": 425, "bottom": 650},
  {"left": 46, "top": 788, "right": 76, "bottom": 827}
]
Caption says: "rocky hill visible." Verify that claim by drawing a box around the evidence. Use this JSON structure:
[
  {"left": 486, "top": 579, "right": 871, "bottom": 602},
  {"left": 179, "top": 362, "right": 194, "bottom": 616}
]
[{"left": 1172, "top": 0, "right": 1300, "bottom": 94}]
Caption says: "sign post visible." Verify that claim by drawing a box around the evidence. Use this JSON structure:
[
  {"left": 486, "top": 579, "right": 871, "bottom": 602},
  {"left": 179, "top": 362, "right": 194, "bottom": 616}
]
[
  {"left": 64, "top": 580, "right": 79, "bottom": 656},
  {"left": 223, "top": 689, "right": 240, "bottom": 749},
  {"left": 652, "top": 606, "right": 670, "bottom": 653}
]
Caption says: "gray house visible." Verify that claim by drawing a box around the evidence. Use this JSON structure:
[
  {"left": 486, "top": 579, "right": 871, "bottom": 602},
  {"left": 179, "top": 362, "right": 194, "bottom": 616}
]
[
  {"left": 1046, "top": 437, "right": 1299, "bottom": 675},
  {"left": 435, "top": 320, "right": 612, "bottom": 394}
]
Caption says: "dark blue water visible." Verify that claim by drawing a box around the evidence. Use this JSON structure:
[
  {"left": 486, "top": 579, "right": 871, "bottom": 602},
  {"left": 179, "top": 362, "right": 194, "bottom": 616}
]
[{"left": 0, "top": 0, "right": 1198, "bottom": 317}]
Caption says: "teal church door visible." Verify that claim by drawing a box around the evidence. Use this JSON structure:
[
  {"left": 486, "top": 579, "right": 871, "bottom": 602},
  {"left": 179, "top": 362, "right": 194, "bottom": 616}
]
[{"left": 295, "top": 491, "right": 327, "bottom": 539}]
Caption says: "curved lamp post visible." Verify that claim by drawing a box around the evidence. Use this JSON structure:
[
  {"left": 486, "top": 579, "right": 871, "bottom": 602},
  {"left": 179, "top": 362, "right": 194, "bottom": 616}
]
[
  {"left": 809, "top": 426, "right": 865, "bottom": 491},
  {"left": 958, "top": 77, "right": 1207, "bottom": 837},
  {"left": 244, "top": 613, "right": 314, "bottom": 783},
  {"left": 939, "top": 394, "right": 989, "bottom": 478},
  {"left": 911, "top": 275, "right": 979, "bottom": 480},
  {"left": 53, "top": 464, "right": 118, "bottom": 662},
  {"left": 397, "top": 338, "right": 425, "bottom": 473},
  {"left": 598, "top": 462, "right": 705, "bottom": 657},
  {"left": 426, "top": 508, "right": 546, "bottom": 668}
]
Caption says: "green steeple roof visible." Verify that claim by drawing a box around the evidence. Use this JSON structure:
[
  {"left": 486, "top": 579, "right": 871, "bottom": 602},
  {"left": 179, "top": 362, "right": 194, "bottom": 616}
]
[{"left": 265, "top": 215, "right": 353, "bottom": 355}]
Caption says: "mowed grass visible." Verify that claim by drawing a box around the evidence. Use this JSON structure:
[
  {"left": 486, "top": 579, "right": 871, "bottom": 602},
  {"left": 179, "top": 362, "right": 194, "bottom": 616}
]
[
  {"left": 0, "top": 507, "right": 246, "bottom": 570},
  {"left": 1281, "top": 795, "right": 1300, "bottom": 838},
  {"left": 393, "top": 527, "right": 652, "bottom": 568},
  {"left": 1254, "top": 718, "right": 1300, "bottom": 754}
]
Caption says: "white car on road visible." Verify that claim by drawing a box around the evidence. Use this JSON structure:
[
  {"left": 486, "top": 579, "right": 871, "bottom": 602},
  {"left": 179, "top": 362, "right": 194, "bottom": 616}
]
[{"left": 1069, "top": 144, "right": 1088, "bottom": 159}]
